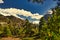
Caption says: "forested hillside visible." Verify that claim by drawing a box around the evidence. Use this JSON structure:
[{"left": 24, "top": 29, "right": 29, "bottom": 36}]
[{"left": 0, "top": 14, "right": 38, "bottom": 40}]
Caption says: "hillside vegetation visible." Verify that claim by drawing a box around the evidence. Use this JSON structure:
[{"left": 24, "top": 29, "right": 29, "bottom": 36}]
[{"left": 0, "top": 7, "right": 60, "bottom": 40}]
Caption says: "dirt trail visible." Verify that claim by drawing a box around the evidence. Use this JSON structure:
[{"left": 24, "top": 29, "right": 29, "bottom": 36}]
[{"left": 0, "top": 37, "right": 22, "bottom": 40}]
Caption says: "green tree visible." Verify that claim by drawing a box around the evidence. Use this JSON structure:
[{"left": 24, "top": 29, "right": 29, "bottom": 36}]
[
  {"left": 39, "top": 7, "right": 60, "bottom": 40},
  {"left": 3, "top": 26, "right": 12, "bottom": 37},
  {"left": 0, "top": 25, "right": 4, "bottom": 37}
]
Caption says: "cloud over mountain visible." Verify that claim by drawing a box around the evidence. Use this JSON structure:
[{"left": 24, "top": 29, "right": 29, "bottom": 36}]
[
  {"left": 0, "top": 0, "right": 4, "bottom": 3},
  {"left": 0, "top": 8, "right": 43, "bottom": 24},
  {"left": 0, "top": 8, "right": 43, "bottom": 19}
]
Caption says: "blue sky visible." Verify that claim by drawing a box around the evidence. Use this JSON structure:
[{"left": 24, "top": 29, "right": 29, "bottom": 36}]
[
  {"left": 0, "top": 0, "right": 57, "bottom": 24},
  {"left": 0, "top": 0, "right": 57, "bottom": 14}
]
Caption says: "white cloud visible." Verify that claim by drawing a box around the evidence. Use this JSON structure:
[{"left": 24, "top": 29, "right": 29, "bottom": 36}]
[
  {"left": 31, "top": 13, "right": 43, "bottom": 19},
  {"left": 32, "top": 21, "right": 40, "bottom": 24},
  {"left": 0, "top": 8, "right": 43, "bottom": 19},
  {"left": 0, "top": 0, "right": 4, "bottom": 3},
  {"left": 47, "top": 10, "right": 53, "bottom": 14}
]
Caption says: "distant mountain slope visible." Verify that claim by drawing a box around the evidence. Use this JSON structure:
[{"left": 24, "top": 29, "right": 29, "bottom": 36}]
[
  {"left": 0, "top": 14, "right": 25, "bottom": 27},
  {"left": 43, "top": 14, "right": 52, "bottom": 21}
]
